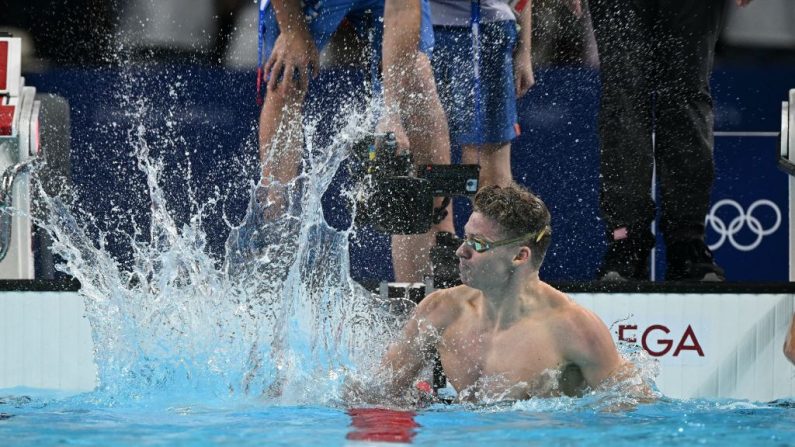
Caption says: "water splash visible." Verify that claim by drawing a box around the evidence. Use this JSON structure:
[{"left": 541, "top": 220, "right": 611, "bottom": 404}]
[{"left": 32, "top": 72, "right": 397, "bottom": 407}]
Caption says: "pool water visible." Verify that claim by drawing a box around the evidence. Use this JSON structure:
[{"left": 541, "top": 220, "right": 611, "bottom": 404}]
[{"left": 1, "top": 393, "right": 794, "bottom": 446}]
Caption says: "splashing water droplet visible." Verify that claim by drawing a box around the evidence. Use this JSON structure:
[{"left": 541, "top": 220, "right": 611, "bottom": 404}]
[{"left": 32, "top": 69, "right": 401, "bottom": 407}]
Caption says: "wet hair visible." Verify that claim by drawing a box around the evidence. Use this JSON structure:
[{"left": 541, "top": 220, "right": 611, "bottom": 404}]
[{"left": 472, "top": 183, "right": 552, "bottom": 269}]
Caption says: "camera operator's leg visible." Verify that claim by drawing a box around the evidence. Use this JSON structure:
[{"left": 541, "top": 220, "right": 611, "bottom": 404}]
[
  {"left": 259, "top": 88, "right": 307, "bottom": 186},
  {"left": 461, "top": 143, "right": 512, "bottom": 188},
  {"left": 256, "top": 84, "right": 308, "bottom": 221},
  {"left": 392, "top": 234, "right": 434, "bottom": 283},
  {"left": 257, "top": 0, "right": 357, "bottom": 188},
  {"left": 391, "top": 53, "right": 455, "bottom": 283}
]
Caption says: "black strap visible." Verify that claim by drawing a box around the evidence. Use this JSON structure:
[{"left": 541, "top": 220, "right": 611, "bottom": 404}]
[{"left": 432, "top": 197, "right": 451, "bottom": 225}]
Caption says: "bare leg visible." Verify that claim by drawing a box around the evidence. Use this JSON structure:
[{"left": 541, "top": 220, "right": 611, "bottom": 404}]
[
  {"left": 461, "top": 142, "right": 513, "bottom": 188},
  {"left": 392, "top": 53, "right": 454, "bottom": 282},
  {"left": 258, "top": 85, "right": 308, "bottom": 185}
]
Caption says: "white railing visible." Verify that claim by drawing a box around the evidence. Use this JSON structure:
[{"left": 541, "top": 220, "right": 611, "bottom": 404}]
[{"left": 779, "top": 89, "right": 794, "bottom": 280}]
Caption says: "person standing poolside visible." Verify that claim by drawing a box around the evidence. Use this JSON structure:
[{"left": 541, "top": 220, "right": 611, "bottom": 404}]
[
  {"left": 353, "top": 184, "right": 650, "bottom": 403},
  {"left": 259, "top": 0, "right": 456, "bottom": 283},
  {"left": 429, "top": 0, "right": 534, "bottom": 189},
  {"left": 588, "top": 0, "right": 754, "bottom": 281}
]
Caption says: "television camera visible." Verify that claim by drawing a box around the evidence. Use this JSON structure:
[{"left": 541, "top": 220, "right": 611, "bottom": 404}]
[{"left": 349, "top": 132, "right": 479, "bottom": 235}]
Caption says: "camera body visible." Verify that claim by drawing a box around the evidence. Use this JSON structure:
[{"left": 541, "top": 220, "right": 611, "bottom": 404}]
[{"left": 350, "top": 132, "right": 480, "bottom": 234}]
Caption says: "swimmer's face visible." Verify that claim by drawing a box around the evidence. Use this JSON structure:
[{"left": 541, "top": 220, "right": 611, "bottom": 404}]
[{"left": 456, "top": 212, "right": 522, "bottom": 289}]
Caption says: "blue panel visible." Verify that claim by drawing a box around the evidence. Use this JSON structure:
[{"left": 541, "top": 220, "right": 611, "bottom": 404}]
[
  {"left": 652, "top": 136, "right": 789, "bottom": 281},
  {"left": 24, "top": 65, "right": 795, "bottom": 282},
  {"left": 511, "top": 68, "right": 604, "bottom": 281}
]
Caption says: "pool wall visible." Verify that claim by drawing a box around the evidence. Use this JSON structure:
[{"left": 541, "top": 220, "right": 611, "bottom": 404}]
[
  {"left": 573, "top": 291, "right": 795, "bottom": 401},
  {"left": 0, "top": 292, "right": 95, "bottom": 392},
  {"left": 1, "top": 290, "right": 793, "bottom": 401}
]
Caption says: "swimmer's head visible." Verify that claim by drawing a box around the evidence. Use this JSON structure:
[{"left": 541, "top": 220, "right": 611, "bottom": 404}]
[{"left": 473, "top": 184, "right": 552, "bottom": 270}]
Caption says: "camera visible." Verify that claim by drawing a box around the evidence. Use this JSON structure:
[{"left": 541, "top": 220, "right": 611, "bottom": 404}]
[{"left": 349, "top": 132, "right": 480, "bottom": 234}]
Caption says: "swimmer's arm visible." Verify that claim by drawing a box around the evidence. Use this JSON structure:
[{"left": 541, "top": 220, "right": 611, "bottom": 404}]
[
  {"left": 378, "top": 317, "right": 432, "bottom": 398},
  {"left": 560, "top": 309, "right": 654, "bottom": 399},
  {"left": 378, "top": 292, "right": 454, "bottom": 398},
  {"left": 340, "top": 322, "right": 428, "bottom": 406},
  {"left": 784, "top": 313, "right": 795, "bottom": 365}
]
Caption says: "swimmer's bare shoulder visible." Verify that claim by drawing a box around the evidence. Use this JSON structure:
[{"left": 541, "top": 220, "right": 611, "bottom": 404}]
[
  {"left": 414, "top": 284, "right": 477, "bottom": 331},
  {"left": 360, "top": 285, "right": 471, "bottom": 402}
]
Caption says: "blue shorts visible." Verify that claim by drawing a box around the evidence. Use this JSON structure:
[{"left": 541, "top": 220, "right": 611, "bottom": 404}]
[
  {"left": 263, "top": 0, "right": 436, "bottom": 64},
  {"left": 432, "top": 21, "right": 518, "bottom": 145}
]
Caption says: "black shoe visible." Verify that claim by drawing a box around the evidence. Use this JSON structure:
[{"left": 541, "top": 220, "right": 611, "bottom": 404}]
[
  {"left": 430, "top": 232, "right": 462, "bottom": 289},
  {"left": 597, "top": 229, "right": 654, "bottom": 281},
  {"left": 665, "top": 239, "right": 725, "bottom": 282}
]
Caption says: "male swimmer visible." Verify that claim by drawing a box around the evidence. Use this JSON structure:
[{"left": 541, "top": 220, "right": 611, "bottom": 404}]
[{"left": 349, "top": 184, "right": 652, "bottom": 404}]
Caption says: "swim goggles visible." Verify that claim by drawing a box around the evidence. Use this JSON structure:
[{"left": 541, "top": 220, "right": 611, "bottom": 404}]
[{"left": 462, "top": 227, "right": 550, "bottom": 253}]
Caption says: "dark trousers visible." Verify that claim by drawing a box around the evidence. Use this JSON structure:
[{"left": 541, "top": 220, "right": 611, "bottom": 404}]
[{"left": 589, "top": 0, "right": 726, "bottom": 242}]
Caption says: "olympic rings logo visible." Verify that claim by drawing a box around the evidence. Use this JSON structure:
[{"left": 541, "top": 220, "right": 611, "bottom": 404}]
[{"left": 705, "top": 199, "right": 782, "bottom": 252}]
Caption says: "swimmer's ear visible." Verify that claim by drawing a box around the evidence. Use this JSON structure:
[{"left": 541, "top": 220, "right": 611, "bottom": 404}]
[{"left": 513, "top": 246, "right": 532, "bottom": 265}]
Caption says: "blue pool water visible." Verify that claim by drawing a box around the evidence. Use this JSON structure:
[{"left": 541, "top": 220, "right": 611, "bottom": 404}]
[{"left": 1, "top": 393, "right": 794, "bottom": 446}]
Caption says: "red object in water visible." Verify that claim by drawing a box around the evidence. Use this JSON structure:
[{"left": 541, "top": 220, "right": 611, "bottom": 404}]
[
  {"left": 347, "top": 408, "right": 420, "bottom": 443},
  {"left": 415, "top": 380, "right": 432, "bottom": 395}
]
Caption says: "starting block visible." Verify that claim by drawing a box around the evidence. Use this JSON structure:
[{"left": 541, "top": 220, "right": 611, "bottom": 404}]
[
  {"left": 0, "top": 35, "right": 70, "bottom": 279},
  {"left": 0, "top": 36, "right": 39, "bottom": 279}
]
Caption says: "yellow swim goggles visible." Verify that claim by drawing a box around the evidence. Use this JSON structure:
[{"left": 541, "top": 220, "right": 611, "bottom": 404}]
[{"left": 462, "top": 227, "right": 550, "bottom": 253}]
